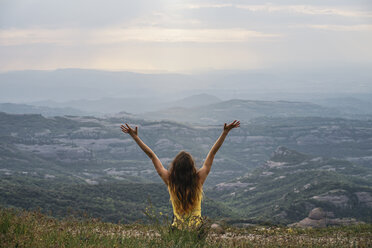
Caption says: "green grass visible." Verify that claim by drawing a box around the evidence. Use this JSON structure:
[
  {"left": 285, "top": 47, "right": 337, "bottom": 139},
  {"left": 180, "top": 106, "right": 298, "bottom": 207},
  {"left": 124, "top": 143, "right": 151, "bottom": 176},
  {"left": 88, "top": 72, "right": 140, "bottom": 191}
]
[{"left": 1, "top": 207, "right": 372, "bottom": 248}]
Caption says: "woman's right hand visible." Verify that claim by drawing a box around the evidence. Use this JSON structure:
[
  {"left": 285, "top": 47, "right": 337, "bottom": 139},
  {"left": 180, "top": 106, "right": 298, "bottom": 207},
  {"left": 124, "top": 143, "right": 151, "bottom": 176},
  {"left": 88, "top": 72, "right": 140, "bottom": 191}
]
[
  {"left": 121, "top": 123, "right": 138, "bottom": 137},
  {"left": 223, "top": 120, "right": 240, "bottom": 132}
]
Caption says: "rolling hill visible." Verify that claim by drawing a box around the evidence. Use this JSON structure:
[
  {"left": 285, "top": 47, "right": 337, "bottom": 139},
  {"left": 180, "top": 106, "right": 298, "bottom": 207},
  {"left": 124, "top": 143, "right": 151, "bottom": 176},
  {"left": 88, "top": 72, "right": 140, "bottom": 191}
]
[{"left": 209, "top": 147, "right": 372, "bottom": 224}]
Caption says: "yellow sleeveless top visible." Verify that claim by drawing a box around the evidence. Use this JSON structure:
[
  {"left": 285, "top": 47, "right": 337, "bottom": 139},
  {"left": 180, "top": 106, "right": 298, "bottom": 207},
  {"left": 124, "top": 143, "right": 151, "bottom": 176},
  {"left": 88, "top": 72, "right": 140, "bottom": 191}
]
[{"left": 168, "top": 186, "right": 203, "bottom": 229}]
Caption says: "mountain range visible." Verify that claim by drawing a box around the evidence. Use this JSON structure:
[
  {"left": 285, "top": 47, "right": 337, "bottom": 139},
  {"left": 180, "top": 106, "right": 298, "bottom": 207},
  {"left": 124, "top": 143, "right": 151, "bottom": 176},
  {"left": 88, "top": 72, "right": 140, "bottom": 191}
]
[
  {"left": 1, "top": 112, "right": 372, "bottom": 224},
  {"left": 141, "top": 99, "right": 345, "bottom": 124}
]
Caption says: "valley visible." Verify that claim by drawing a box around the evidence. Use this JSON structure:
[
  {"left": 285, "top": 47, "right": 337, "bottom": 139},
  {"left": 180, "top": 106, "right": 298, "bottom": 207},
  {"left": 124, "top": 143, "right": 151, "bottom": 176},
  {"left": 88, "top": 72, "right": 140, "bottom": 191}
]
[{"left": 1, "top": 111, "right": 372, "bottom": 225}]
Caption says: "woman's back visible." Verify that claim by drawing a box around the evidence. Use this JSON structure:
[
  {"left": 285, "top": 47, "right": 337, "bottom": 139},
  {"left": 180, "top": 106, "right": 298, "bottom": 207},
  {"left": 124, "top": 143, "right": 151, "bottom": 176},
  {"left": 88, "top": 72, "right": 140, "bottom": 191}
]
[
  {"left": 167, "top": 151, "right": 203, "bottom": 228},
  {"left": 168, "top": 184, "right": 203, "bottom": 228}
]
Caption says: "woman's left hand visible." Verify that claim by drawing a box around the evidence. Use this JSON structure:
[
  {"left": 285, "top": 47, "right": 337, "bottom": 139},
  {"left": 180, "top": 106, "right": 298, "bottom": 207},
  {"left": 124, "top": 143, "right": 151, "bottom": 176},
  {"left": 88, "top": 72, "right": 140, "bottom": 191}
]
[
  {"left": 121, "top": 123, "right": 138, "bottom": 137},
  {"left": 223, "top": 120, "right": 240, "bottom": 132}
]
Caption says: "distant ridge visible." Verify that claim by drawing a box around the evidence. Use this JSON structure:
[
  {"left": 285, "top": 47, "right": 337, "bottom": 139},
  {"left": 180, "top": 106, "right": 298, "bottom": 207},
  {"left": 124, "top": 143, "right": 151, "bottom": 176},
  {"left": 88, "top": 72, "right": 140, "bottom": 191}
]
[
  {"left": 169, "top": 93, "right": 222, "bottom": 108},
  {"left": 142, "top": 99, "right": 342, "bottom": 124},
  {"left": 0, "top": 103, "right": 86, "bottom": 117},
  {"left": 26, "top": 93, "right": 222, "bottom": 115},
  {"left": 0, "top": 69, "right": 195, "bottom": 102}
]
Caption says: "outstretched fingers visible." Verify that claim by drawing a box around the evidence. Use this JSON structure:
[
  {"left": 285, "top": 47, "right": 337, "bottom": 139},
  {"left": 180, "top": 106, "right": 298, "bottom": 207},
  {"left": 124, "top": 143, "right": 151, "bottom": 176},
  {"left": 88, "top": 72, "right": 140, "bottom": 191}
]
[
  {"left": 121, "top": 123, "right": 138, "bottom": 136},
  {"left": 228, "top": 120, "right": 240, "bottom": 129},
  {"left": 121, "top": 123, "right": 133, "bottom": 133},
  {"left": 233, "top": 120, "right": 240, "bottom": 128},
  {"left": 120, "top": 125, "right": 129, "bottom": 133}
]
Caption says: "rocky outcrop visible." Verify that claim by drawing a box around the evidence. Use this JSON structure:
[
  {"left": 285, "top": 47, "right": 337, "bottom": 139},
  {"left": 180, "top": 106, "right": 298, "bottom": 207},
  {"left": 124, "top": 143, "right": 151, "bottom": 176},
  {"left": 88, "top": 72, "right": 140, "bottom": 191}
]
[
  {"left": 308, "top": 208, "right": 326, "bottom": 220},
  {"left": 311, "top": 190, "right": 350, "bottom": 208},
  {"left": 270, "top": 146, "right": 308, "bottom": 164},
  {"left": 289, "top": 208, "right": 363, "bottom": 228},
  {"left": 355, "top": 192, "right": 372, "bottom": 208},
  {"left": 290, "top": 208, "right": 327, "bottom": 228}
]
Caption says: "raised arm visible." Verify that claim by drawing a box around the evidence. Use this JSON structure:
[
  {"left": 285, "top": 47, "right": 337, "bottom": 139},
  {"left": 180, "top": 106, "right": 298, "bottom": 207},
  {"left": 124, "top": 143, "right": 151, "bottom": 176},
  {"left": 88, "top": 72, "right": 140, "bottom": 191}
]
[
  {"left": 121, "top": 123, "right": 169, "bottom": 184},
  {"left": 198, "top": 120, "right": 240, "bottom": 185}
]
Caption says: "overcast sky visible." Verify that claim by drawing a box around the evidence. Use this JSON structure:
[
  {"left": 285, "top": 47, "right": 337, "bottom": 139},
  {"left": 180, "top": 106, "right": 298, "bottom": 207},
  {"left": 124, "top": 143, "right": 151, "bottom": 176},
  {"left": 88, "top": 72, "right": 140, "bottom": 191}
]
[{"left": 0, "top": 0, "right": 371, "bottom": 73}]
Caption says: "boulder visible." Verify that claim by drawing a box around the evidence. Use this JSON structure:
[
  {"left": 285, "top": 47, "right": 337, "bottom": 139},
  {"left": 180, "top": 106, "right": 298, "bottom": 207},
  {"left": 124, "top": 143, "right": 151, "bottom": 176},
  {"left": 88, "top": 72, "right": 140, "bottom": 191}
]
[
  {"left": 292, "top": 217, "right": 327, "bottom": 228},
  {"left": 308, "top": 208, "right": 326, "bottom": 220},
  {"left": 289, "top": 207, "right": 363, "bottom": 228},
  {"left": 210, "top": 223, "right": 224, "bottom": 234}
]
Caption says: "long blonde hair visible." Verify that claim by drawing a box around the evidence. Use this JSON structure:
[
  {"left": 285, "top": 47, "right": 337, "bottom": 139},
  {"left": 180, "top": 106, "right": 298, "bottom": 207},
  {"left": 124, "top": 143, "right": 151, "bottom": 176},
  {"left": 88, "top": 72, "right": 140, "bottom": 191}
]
[{"left": 168, "top": 151, "right": 202, "bottom": 215}]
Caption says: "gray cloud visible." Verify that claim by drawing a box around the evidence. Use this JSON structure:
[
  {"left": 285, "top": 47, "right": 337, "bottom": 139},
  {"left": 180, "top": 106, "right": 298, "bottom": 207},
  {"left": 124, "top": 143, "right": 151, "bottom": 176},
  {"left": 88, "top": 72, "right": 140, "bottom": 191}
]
[{"left": 0, "top": 0, "right": 371, "bottom": 72}]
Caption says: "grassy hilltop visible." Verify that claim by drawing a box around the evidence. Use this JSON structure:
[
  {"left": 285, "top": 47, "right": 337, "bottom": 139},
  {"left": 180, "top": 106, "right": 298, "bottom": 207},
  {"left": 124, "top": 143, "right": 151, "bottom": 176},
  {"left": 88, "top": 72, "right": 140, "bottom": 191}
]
[{"left": 1, "top": 208, "right": 372, "bottom": 248}]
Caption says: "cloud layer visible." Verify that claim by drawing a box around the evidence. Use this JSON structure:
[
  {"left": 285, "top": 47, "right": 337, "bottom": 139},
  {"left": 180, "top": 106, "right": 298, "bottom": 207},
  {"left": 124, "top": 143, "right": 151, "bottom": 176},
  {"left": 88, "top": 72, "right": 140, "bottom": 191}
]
[{"left": 0, "top": 0, "right": 371, "bottom": 72}]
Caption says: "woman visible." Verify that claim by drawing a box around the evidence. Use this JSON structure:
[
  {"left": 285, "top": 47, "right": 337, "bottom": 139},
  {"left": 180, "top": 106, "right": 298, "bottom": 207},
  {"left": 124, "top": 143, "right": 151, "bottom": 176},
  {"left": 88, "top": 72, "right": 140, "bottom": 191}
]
[{"left": 120, "top": 120, "right": 240, "bottom": 228}]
